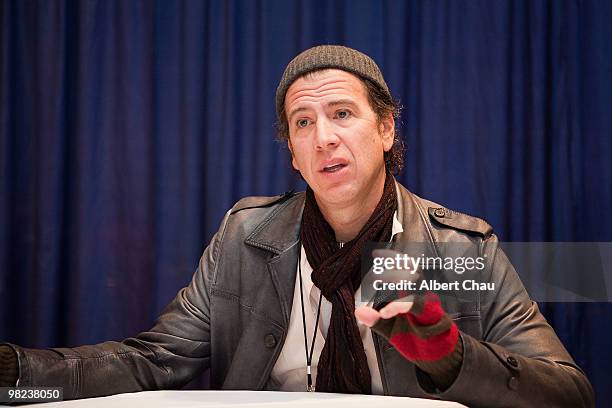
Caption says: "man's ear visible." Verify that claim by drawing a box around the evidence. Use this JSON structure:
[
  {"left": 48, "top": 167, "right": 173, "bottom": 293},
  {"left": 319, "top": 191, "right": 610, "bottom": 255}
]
[
  {"left": 287, "top": 140, "right": 299, "bottom": 171},
  {"left": 379, "top": 114, "right": 395, "bottom": 152}
]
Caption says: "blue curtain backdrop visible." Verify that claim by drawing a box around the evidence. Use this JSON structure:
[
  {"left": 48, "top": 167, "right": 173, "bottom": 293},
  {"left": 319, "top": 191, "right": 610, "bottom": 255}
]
[{"left": 1, "top": 0, "right": 610, "bottom": 404}]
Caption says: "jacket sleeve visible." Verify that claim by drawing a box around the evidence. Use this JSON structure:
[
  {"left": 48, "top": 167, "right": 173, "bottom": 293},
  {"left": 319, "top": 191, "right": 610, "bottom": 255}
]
[
  {"left": 2, "top": 212, "right": 229, "bottom": 401},
  {"left": 419, "top": 239, "right": 595, "bottom": 408}
]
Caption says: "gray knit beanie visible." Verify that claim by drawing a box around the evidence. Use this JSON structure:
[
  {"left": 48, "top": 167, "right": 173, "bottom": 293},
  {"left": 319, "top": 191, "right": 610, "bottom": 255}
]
[{"left": 275, "top": 45, "right": 391, "bottom": 119}]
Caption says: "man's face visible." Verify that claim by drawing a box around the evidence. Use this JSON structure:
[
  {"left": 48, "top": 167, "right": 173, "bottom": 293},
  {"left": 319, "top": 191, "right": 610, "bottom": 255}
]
[{"left": 285, "top": 69, "right": 394, "bottom": 208}]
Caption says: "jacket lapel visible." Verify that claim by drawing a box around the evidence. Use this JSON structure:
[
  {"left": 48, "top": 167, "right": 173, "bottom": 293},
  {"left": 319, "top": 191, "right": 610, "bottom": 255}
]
[{"left": 244, "top": 192, "right": 305, "bottom": 327}]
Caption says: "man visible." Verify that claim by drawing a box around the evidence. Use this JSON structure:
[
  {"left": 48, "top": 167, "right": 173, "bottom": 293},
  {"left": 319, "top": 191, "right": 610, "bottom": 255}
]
[{"left": 0, "top": 45, "right": 594, "bottom": 407}]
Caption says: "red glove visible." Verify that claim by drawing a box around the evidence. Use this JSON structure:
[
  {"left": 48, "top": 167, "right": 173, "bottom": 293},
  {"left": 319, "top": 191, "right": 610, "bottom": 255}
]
[{"left": 356, "top": 292, "right": 463, "bottom": 390}]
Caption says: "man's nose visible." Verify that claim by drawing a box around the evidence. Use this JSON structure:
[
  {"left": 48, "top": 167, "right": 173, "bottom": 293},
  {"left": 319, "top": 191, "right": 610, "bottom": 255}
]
[{"left": 313, "top": 119, "right": 339, "bottom": 150}]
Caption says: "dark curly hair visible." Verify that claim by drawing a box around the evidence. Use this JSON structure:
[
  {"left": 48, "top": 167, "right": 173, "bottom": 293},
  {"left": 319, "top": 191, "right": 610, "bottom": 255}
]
[{"left": 275, "top": 73, "right": 405, "bottom": 175}]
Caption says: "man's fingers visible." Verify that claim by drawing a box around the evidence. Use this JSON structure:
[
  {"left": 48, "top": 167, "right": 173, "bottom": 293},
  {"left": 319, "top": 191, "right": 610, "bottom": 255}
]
[
  {"left": 356, "top": 298, "right": 415, "bottom": 328},
  {"left": 379, "top": 300, "right": 414, "bottom": 319},
  {"left": 355, "top": 306, "right": 381, "bottom": 327}
]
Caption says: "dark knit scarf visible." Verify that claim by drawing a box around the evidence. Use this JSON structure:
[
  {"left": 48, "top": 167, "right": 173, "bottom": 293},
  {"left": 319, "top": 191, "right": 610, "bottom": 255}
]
[{"left": 301, "top": 171, "right": 397, "bottom": 394}]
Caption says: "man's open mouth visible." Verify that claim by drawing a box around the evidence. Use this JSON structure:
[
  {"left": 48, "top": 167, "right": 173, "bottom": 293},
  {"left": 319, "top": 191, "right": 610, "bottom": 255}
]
[{"left": 322, "top": 163, "right": 347, "bottom": 173}]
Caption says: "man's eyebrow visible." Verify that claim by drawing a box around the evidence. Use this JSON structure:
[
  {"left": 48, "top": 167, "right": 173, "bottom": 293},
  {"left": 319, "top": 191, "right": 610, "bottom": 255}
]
[
  {"left": 287, "top": 99, "right": 359, "bottom": 122},
  {"left": 287, "top": 106, "right": 309, "bottom": 122},
  {"left": 327, "top": 99, "right": 358, "bottom": 108}
]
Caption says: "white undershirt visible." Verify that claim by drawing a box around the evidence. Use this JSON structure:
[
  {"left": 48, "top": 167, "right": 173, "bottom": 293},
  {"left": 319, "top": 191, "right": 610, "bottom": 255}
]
[{"left": 271, "top": 213, "right": 403, "bottom": 394}]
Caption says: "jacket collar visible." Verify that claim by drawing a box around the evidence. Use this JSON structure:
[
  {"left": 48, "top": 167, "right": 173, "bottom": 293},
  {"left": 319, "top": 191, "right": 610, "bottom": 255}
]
[
  {"left": 393, "top": 181, "right": 436, "bottom": 244},
  {"left": 245, "top": 180, "right": 435, "bottom": 254},
  {"left": 244, "top": 192, "right": 305, "bottom": 255}
]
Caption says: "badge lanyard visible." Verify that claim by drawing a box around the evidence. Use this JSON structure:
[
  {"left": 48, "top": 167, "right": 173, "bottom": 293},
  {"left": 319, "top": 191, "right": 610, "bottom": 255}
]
[
  {"left": 298, "top": 242, "right": 343, "bottom": 392},
  {"left": 297, "top": 246, "right": 322, "bottom": 392}
]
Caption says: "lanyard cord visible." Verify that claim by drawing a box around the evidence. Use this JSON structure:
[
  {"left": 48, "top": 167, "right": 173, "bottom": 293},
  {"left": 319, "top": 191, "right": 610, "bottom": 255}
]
[{"left": 298, "top": 245, "right": 323, "bottom": 392}]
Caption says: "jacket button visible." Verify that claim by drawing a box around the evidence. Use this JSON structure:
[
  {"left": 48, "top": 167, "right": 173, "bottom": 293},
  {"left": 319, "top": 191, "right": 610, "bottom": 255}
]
[
  {"left": 508, "top": 376, "right": 518, "bottom": 390},
  {"left": 434, "top": 208, "right": 445, "bottom": 218},
  {"left": 506, "top": 356, "right": 518, "bottom": 368},
  {"left": 264, "top": 334, "right": 277, "bottom": 348}
]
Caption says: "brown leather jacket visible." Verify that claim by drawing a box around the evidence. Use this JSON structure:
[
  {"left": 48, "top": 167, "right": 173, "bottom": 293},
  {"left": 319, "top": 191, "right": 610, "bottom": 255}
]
[{"left": 4, "top": 182, "right": 594, "bottom": 407}]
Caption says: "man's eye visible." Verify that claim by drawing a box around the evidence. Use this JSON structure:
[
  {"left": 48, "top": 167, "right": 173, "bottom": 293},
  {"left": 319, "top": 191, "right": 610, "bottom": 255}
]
[
  {"left": 296, "top": 119, "right": 310, "bottom": 128},
  {"left": 336, "top": 110, "right": 351, "bottom": 119}
]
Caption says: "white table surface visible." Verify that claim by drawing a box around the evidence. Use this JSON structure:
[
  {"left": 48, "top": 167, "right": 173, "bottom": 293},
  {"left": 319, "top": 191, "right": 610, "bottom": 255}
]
[{"left": 22, "top": 390, "right": 468, "bottom": 407}]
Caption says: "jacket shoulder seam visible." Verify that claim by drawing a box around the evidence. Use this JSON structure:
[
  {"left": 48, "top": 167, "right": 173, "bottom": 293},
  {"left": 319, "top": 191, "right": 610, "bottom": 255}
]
[{"left": 427, "top": 206, "right": 493, "bottom": 239}]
